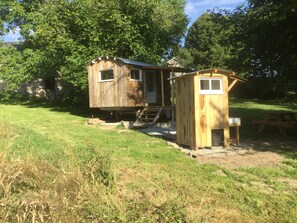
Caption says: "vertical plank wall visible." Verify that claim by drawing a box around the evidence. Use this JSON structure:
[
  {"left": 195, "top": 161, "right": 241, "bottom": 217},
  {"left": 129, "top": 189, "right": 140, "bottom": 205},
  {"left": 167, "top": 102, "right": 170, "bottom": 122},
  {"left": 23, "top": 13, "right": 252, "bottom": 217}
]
[
  {"left": 195, "top": 75, "right": 230, "bottom": 147},
  {"left": 126, "top": 65, "right": 145, "bottom": 107},
  {"left": 175, "top": 73, "right": 230, "bottom": 149},
  {"left": 88, "top": 60, "right": 127, "bottom": 108},
  {"left": 176, "top": 75, "right": 196, "bottom": 148}
]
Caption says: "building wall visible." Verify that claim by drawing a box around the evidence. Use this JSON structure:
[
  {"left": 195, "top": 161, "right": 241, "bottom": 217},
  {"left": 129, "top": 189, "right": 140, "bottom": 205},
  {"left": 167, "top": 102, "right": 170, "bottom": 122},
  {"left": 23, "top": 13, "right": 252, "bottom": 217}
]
[
  {"left": 126, "top": 65, "right": 145, "bottom": 107},
  {"left": 19, "top": 79, "right": 47, "bottom": 98},
  {"left": 176, "top": 75, "right": 196, "bottom": 147},
  {"left": 195, "top": 75, "right": 230, "bottom": 147}
]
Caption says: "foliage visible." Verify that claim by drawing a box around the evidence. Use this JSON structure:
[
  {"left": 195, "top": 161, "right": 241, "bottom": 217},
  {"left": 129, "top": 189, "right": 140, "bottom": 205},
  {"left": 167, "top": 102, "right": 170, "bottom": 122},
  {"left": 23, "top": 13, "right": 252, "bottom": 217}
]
[
  {"left": 0, "top": 45, "right": 25, "bottom": 97},
  {"left": 184, "top": 13, "right": 234, "bottom": 70},
  {"left": 180, "top": 1, "right": 297, "bottom": 99},
  {"left": 228, "top": 0, "right": 297, "bottom": 99},
  {"left": 241, "top": 0, "right": 297, "bottom": 80},
  {"left": 0, "top": 0, "right": 188, "bottom": 103},
  {"left": 170, "top": 46, "right": 194, "bottom": 69}
]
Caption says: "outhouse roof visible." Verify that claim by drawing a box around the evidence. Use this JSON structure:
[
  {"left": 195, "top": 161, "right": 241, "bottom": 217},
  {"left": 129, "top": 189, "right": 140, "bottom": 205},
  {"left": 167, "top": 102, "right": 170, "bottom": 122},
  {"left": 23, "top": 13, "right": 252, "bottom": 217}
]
[{"left": 169, "top": 68, "right": 247, "bottom": 82}]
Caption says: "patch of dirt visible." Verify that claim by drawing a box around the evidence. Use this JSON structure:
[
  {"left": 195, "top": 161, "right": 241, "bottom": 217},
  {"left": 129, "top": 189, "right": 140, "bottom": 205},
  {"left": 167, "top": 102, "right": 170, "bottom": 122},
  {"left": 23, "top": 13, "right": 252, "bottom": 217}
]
[
  {"left": 277, "top": 178, "right": 297, "bottom": 187},
  {"left": 197, "top": 151, "right": 284, "bottom": 169}
]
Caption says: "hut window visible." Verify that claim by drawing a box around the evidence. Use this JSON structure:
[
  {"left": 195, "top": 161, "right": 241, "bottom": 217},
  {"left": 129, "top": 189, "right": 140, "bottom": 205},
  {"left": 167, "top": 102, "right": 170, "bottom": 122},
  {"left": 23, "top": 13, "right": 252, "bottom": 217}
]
[
  {"left": 130, "top": 69, "right": 142, "bottom": 81},
  {"left": 200, "top": 78, "right": 223, "bottom": 94},
  {"left": 99, "top": 69, "right": 114, "bottom": 82}
]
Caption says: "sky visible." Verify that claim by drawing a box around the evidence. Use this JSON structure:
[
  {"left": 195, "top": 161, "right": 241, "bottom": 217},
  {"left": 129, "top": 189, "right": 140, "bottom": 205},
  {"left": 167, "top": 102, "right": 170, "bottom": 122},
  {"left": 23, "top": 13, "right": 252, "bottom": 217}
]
[
  {"left": 186, "top": 0, "right": 246, "bottom": 26},
  {"left": 2, "top": 0, "right": 247, "bottom": 42}
]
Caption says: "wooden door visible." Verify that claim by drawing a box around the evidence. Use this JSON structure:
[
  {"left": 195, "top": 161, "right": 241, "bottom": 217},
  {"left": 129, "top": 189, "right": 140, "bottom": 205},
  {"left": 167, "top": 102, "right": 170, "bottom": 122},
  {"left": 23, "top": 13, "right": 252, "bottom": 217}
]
[{"left": 146, "top": 71, "right": 156, "bottom": 103}]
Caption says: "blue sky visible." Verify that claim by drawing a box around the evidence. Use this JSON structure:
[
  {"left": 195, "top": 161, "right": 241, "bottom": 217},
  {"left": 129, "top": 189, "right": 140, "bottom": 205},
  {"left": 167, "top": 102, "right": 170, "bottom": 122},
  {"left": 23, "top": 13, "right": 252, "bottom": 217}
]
[
  {"left": 186, "top": 0, "right": 246, "bottom": 26},
  {"left": 2, "top": 0, "right": 246, "bottom": 42}
]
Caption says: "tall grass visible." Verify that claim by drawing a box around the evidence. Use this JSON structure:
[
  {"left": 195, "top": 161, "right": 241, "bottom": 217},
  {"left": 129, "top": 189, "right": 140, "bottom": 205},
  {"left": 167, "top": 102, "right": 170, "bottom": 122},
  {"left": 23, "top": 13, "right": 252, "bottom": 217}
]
[
  {"left": 0, "top": 118, "right": 187, "bottom": 222},
  {"left": 0, "top": 146, "right": 117, "bottom": 222},
  {"left": 0, "top": 120, "right": 118, "bottom": 221}
]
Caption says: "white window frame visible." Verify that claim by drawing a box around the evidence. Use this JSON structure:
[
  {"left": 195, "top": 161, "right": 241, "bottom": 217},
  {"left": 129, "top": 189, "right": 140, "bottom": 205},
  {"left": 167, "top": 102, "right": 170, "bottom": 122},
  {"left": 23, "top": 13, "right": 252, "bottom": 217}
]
[
  {"left": 199, "top": 78, "right": 223, "bottom": 95},
  {"left": 130, "top": 68, "right": 142, "bottom": 82},
  {"left": 98, "top": 69, "right": 114, "bottom": 82}
]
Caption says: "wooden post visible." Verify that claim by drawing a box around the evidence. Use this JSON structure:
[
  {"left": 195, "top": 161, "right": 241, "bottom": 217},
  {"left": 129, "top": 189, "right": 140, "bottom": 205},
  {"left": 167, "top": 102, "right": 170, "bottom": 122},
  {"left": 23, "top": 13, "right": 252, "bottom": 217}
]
[
  {"left": 143, "top": 70, "right": 147, "bottom": 106},
  {"left": 171, "top": 69, "right": 175, "bottom": 122},
  {"left": 228, "top": 79, "right": 238, "bottom": 92},
  {"left": 161, "top": 69, "right": 165, "bottom": 106}
]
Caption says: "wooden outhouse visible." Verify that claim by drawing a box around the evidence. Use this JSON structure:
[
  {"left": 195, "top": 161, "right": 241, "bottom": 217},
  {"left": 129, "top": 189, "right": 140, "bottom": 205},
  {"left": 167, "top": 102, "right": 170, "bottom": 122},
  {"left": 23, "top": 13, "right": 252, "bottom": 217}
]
[
  {"left": 174, "top": 69, "right": 245, "bottom": 149},
  {"left": 88, "top": 56, "right": 189, "bottom": 121}
]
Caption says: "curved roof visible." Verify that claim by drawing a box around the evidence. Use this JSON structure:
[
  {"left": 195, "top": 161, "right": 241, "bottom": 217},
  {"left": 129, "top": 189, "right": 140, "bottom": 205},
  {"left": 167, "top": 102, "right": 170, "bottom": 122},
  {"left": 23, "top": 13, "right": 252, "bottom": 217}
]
[{"left": 169, "top": 68, "right": 247, "bottom": 82}]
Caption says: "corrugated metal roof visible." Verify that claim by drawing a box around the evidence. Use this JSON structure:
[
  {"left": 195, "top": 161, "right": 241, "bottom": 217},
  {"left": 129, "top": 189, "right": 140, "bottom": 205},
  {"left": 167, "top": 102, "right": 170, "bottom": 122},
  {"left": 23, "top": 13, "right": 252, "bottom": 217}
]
[
  {"left": 116, "top": 57, "right": 155, "bottom": 67},
  {"left": 90, "top": 56, "right": 155, "bottom": 67},
  {"left": 89, "top": 56, "right": 192, "bottom": 72}
]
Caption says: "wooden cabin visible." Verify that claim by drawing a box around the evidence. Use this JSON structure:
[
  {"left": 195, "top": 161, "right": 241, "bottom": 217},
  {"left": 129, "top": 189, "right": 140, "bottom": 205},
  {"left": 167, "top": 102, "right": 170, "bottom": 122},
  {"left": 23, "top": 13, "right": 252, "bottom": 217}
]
[
  {"left": 88, "top": 56, "right": 189, "bottom": 121},
  {"left": 174, "top": 69, "right": 245, "bottom": 149}
]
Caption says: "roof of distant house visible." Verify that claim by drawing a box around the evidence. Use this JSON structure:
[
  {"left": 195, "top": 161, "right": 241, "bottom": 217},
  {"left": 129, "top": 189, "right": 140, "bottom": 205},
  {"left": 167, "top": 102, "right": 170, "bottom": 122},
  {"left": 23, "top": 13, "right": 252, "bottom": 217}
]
[{"left": 166, "top": 57, "right": 184, "bottom": 68}]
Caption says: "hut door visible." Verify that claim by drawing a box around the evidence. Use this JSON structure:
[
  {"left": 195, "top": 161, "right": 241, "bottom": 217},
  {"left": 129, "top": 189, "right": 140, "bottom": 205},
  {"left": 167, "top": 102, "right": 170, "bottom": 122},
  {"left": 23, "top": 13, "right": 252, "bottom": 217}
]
[{"left": 146, "top": 71, "right": 156, "bottom": 103}]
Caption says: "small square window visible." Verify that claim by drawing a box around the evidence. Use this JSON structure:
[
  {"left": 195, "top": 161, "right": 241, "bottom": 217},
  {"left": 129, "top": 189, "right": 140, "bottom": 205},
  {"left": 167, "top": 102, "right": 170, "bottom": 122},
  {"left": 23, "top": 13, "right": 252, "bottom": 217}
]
[
  {"left": 200, "top": 80, "right": 210, "bottom": 90},
  {"left": 130, "top": 69, "right": 142, "bottom": 81},
  {"left": 99, "top": 70, "right": 114, "bottom": 81},
  {"left": 211, "top": 80, "right": 221, "bottom": 90}
]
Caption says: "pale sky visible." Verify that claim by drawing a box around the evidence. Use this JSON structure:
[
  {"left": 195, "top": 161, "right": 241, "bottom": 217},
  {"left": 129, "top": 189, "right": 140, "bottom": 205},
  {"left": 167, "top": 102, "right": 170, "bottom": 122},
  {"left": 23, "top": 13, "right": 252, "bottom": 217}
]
[
  {"left": 186, "top": 0, "right": 246, "bottom": 26},
  {"left": 2, "top": 0, "right": 247, "bottom": 42}
]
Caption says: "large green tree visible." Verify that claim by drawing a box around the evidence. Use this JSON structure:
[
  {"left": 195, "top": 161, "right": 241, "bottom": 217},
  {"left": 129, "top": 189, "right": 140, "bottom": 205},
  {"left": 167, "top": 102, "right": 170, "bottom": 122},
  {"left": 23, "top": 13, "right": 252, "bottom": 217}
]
[
  {"left": 235, "top": 0, "right": 297, "bottom": 80},
  {"left": 181, "top": 1, "right": 297, "bottom": 99},
  {"left": 0, "top": 45, "right": 23, "bottom": 95},
  {"left": 0, "top": 0, "right": 188, "bottom": 102},
  {"left": 226, "top": 0, "right": 297, "bottom": 98},
  {"left": 184, "top": 13, "right": 234, "bottom": 70}
]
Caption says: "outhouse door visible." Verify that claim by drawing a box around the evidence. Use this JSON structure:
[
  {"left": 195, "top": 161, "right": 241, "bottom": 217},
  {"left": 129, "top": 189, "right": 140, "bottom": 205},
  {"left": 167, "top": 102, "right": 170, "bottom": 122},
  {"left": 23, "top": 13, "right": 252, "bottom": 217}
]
[{"left": 145, "top": 71, "right": 157, "bottom": 103}]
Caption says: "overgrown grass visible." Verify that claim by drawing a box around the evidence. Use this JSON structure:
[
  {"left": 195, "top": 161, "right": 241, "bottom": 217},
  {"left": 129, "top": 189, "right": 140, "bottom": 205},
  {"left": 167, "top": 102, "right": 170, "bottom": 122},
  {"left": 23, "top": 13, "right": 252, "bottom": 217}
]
[{"left": 0, "top": 100, "right": 296, "bottom": 222}]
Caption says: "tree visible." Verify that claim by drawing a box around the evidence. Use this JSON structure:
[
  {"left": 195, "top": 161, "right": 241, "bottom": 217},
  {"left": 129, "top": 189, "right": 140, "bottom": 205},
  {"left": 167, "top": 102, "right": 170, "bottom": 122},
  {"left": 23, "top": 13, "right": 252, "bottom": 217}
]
[
  {"left": 227, "top": 0, "right": 297, "bottom": 79},
  {"left": 185, "top": 13, "right": 234, "bottom": 70},
  {"left": 0, "top": 44, "right": 25, "bottom": 97},
  {"left": 0, "top": 0, "right": 188, "bottom": 102},
  {"left": 224, "top": 0, "right": 297, "bottom": 98},
  {"left": 171, "top": 46, "right": 194, "bottom": 69}
]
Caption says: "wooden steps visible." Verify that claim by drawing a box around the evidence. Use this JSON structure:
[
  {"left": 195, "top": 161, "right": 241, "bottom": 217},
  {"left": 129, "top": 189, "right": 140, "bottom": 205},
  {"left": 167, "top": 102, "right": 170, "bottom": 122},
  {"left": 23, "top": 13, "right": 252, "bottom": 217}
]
[{"left": 135, "top": 106, "right": 174, "bottom": 126}]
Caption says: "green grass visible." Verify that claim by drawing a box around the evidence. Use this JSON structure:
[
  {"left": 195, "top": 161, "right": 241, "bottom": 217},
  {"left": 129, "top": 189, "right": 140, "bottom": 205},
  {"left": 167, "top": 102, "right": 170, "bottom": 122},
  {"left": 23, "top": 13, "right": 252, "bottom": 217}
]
[
  {"left": 229, "top": 98, "right": 297, "bottom": 140},
  {"left": 0, "top": 99, "right": 296, "bottom": 222}
]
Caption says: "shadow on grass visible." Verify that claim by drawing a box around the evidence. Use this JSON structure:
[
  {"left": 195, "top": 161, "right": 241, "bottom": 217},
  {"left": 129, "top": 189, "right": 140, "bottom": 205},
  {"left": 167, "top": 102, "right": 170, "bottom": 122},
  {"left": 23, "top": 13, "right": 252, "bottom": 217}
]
[{"left": 1, "top": 98, "right": 111, "bottom": 120}]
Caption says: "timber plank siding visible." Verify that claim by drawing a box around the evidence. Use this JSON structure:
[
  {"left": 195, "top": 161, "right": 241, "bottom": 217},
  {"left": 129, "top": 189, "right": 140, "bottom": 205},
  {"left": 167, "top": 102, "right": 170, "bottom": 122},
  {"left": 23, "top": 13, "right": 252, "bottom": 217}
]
[
  {"left": 88, "top": 58, "right": 144, "bottom": 109},
  {"left": 174, "top": 69, "right": 243, "bottom": 149}
]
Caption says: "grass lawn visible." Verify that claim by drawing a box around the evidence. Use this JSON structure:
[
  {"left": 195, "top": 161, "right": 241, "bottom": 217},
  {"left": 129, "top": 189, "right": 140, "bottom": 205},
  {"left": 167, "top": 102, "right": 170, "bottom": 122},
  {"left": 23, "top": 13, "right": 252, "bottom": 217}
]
[{"left": 0, "top": 99, "right": 296, "bottom": 222}]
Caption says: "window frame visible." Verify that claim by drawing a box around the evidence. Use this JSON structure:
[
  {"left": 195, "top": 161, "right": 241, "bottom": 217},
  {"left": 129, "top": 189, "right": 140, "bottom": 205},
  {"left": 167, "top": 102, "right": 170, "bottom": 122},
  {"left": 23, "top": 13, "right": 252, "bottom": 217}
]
[
  {"left": 199, "top": 78, "right": 223, "bottom": 95},
  {"left": 130, "top": 68, "right": 142, "bottom": 82},
  {"left": 98, "top": 69, "right": 114, "bottom": 82}
]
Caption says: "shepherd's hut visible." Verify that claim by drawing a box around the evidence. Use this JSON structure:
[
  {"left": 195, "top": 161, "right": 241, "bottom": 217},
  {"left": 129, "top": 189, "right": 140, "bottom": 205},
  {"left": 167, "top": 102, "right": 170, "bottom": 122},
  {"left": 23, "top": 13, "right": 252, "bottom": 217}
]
[{"left": 87, "top": 56, "right": 190, "bottom": 122}]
